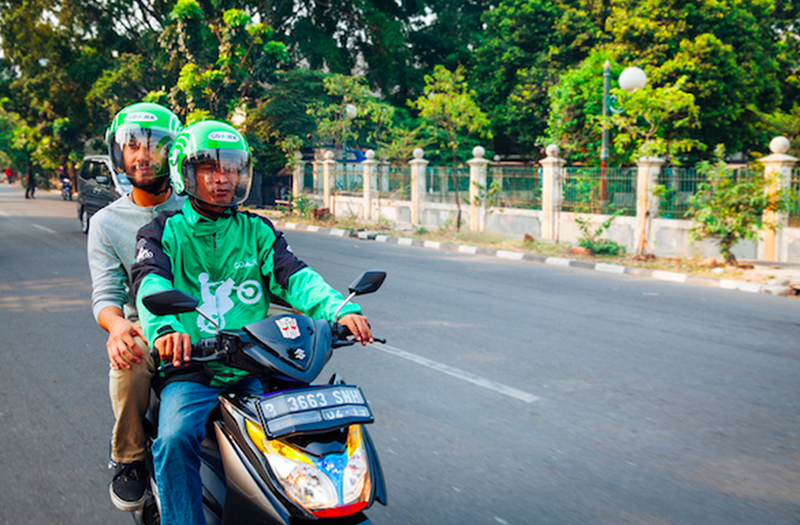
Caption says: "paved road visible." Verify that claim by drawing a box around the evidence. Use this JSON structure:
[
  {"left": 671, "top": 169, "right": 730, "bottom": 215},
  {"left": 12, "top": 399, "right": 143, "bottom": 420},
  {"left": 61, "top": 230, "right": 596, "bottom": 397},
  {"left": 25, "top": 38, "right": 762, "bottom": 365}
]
[{"left": 1, "top": 183, "right": 799, "bottom": 524}]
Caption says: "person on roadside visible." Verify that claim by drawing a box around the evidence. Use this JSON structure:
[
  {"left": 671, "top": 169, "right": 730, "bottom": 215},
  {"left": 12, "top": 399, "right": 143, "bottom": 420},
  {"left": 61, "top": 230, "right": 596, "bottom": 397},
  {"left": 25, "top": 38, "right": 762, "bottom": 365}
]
[
  {"left": 24, "top": 164, "right": 35, "bottom": 198},
  {"left": 4, "top": 166, "right": 12, "bottom": 184},
  {"left": 86, "top": 102, "right": 184, "bottom": 511},
  {"left": 130, "top": 120, "right": 373, "bottom": 525}
]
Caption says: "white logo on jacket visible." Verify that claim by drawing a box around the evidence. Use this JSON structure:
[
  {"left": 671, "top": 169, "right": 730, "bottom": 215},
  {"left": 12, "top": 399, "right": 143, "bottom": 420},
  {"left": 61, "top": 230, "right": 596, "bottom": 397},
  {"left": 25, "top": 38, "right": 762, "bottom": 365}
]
[
  {"left": 196, "top": 273, "right": 263, "bottom": 333},
  {"left": 135, "top": 239, "right": 153, "bottom": 263}
]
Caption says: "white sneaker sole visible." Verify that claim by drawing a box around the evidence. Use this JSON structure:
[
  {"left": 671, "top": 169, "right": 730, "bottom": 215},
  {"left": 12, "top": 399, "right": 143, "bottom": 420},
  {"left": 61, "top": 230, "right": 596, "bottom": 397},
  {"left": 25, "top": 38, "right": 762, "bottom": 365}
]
[{"left": 109, "top": 483, "right": 147, "bottom": 511}]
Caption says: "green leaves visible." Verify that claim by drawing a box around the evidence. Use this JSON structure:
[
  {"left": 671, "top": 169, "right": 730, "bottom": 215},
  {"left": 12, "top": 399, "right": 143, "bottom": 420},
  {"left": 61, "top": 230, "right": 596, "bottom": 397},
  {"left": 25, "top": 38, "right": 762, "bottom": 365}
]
[{"left": 688, "top": 145, "right": 792, "bottom": 264}]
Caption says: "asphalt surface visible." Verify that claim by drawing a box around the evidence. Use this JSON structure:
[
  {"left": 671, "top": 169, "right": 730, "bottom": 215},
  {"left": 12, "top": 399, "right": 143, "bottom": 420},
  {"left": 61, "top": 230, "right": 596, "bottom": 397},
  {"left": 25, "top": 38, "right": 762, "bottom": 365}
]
[{"left": 1, "top": 183, "right": 799, "bottom": 524}]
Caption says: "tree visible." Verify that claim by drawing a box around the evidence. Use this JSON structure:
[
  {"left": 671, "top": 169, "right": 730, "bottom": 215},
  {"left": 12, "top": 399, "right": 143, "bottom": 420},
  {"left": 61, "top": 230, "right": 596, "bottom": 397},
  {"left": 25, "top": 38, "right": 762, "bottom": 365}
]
[
  {"left": 471, "top": 0, "right": 603, "bottom": 155},
  {"left": 610, "top": 78, "right": 702, "bottom": 163},
  {"left": 306, "top": 74, "right": 395, "bottom": 152},
  {"left": 688, "top": 146, "right": 792, "bottom": 265},
  {"left": 607, "top": 0, "right": 784, "bottom": 155},
  {"left": 542, "top": 49, "right": 614, "bottom": 165},
  {"left": 411, "top": 65, "right": 491, "bottom": 231}
]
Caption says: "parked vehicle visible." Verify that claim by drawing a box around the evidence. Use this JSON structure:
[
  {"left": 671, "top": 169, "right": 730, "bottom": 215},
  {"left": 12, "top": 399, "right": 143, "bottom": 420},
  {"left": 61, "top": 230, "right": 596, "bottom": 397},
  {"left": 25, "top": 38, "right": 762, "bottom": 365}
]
[
  {"left": 135, "top": 270, "right": 388, "bottom": 525},
  {"left": 76, "top": 155, "right": 132, "bottom": 233}
]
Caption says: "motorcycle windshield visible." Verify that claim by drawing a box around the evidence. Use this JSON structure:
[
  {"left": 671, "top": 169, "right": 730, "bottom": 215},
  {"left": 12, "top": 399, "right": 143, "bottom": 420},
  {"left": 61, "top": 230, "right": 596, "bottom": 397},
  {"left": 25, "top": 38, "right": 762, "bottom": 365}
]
[{"left": 242, "top": 315, "right": 331, "bottom": 378}]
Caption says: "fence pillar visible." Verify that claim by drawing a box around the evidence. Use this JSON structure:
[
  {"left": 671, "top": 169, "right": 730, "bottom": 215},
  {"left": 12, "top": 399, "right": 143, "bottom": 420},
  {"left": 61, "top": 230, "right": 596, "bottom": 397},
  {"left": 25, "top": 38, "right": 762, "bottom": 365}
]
[
  {"left": 292, "top": 152, "right": 304, "bottom": 198},
  {"left": 540, "top": 144, "right": 565, "bottom": 240},
  {"left": 468, "top": 146, "right": 490, "bottom": 231},
  {"left": 409, "top": 148, "right": 428, "bottom": 226},
  {"left": 362, "top": 150, "right": 377, "bottom": 220},
  {"left": 760, "top": 136, "right": 798, "bottom": 262},
  {"left": 322, "top": 150, "right": 335, "bottom": 212},
  {"left": 635, "top": 156, "right": 665, "bottom": 254}
]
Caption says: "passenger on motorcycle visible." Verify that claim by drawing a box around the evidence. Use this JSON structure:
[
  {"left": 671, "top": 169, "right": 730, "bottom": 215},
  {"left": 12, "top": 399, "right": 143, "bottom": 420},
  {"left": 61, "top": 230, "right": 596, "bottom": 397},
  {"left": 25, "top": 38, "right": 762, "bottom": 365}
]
[
  {"left": 131, "top": 120, "right": 373, "bottom": 525},
  {"left": 86, "top": 102, "right": 184, "bottom": 511}
]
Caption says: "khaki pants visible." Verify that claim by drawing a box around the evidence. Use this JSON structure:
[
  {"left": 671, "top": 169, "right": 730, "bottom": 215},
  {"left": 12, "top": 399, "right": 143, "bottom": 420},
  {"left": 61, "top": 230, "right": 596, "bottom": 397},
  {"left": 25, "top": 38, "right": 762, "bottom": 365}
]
[{"left": 108, "top": 335, "right": 154, "bottom": 464}]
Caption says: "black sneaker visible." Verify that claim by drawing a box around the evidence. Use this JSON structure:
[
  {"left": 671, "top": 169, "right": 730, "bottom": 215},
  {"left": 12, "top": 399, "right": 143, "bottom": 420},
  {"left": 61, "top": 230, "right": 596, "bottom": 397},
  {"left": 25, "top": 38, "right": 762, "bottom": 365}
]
[{"left": 109, "top": 460, "right": 148, "bottom": 511}]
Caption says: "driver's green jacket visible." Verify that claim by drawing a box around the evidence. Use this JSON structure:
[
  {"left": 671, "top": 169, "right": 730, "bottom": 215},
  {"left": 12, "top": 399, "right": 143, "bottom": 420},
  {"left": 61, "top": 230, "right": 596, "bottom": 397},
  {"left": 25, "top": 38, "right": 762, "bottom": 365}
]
[{"left": 131, "top": 199, "right": 360, "bottom": 389}]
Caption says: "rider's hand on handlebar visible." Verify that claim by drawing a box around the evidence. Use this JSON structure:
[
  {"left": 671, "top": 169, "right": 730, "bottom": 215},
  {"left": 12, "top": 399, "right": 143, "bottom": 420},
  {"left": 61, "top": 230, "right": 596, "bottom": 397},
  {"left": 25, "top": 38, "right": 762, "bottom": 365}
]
[
  {"left": 338, "top": 313, "right": 373, "bottom": 346},
  {"left": 155, "top": 332, "right": 192, "bottom": 368}
]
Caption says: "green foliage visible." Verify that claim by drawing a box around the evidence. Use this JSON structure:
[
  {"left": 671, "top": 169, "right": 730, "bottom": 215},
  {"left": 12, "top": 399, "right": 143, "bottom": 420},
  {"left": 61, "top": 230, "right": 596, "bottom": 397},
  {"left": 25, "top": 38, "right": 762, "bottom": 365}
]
[
  {"left": 688, "top": 145, "right": 792, "bottom": 265},
  {"left": 307, "top": 74, "right": 394, "bottom": 150},
  {"left": 291, "top": 194, "right": 318, "bottom": 218},
  {"left": 542, "top": 49, "right": 614, "bottom": 165},
  {"left": 610, "top": 78, "right": 703, "bottom": 163},
  {"left": 412, "top": 65, "right": 492, "bottom": 164},
  {"left": 472, "top": 180, "right": 502, "bottom": 212},
  {"left": 412, "top": 65, "right": 492, "bottom": 230},
  {"left": 575, "top": 212, "right": 626, "bottom": 256}
]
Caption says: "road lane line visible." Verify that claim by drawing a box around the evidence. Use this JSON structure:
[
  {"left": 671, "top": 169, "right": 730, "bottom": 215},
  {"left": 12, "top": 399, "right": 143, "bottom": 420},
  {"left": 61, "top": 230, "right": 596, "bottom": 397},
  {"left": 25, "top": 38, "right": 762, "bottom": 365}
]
[
  {"left": 33, "top": 224, "right": 56, "bottom": 234},
  {"left": 375, "top": 343, "right": 541, "bottom": 403},
  {"left": 0, "top": 211, "right": 8, "bottom": 216}
]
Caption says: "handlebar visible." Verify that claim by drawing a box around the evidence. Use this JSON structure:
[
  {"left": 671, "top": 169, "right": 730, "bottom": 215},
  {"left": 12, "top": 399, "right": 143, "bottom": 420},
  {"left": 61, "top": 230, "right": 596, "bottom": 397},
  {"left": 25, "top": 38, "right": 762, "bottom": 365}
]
[{"left": 153, "top": 323, "right": 385, "bottom": 372}]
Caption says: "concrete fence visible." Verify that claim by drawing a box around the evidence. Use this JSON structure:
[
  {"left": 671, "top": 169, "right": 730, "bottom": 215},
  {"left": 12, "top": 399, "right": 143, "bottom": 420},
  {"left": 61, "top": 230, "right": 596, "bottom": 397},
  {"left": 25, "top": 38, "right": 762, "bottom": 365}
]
[{"left": 290, "top": 138, "right": 800, "bottom": 263}]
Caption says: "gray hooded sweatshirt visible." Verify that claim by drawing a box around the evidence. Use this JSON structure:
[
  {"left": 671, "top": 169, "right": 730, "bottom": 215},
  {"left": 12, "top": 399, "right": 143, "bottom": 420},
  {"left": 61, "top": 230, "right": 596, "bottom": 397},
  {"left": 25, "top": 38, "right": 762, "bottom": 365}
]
[{"left": 87, "top": 192, "right": 184, "bottom": 323}]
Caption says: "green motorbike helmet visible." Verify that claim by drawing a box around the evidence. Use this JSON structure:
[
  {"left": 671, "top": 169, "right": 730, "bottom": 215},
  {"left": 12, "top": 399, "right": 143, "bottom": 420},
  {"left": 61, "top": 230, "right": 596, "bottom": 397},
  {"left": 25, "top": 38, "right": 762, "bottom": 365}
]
[
  {"left": 168, "top": 120, "right": 252, "bottom": 208},
  {"left": 106, "top": 102, "right": 183, "bottom": 190}
]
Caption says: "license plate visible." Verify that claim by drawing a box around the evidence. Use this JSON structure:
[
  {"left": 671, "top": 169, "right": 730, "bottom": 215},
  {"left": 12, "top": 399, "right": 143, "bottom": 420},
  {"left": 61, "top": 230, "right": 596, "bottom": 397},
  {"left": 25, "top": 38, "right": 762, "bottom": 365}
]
[{"left": 255, "top": 385, "right": 373, "bottom": 438}]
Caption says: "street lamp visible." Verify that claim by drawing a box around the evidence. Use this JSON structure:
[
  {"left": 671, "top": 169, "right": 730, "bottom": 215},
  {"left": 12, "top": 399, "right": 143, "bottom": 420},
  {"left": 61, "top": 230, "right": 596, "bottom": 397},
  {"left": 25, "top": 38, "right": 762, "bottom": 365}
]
[
  {"left": 600, "top": 61, "right": 646, "bottom": 204},
  {"left": 341, "top": 101, "right": 357, "bottom": 162},
  {"left": 600, "top": 61, "right": 647, "bottom": 170}
]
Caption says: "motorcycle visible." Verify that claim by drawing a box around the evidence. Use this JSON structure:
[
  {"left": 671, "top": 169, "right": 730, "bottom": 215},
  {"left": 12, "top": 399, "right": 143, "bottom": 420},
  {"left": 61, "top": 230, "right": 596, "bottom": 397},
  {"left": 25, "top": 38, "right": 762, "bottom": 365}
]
[
  {"left": 134, "top": 270, "right": 388, "bottom": 525},
  {"left": 60, "top": 175, "right": 72, "bottom": 200}
]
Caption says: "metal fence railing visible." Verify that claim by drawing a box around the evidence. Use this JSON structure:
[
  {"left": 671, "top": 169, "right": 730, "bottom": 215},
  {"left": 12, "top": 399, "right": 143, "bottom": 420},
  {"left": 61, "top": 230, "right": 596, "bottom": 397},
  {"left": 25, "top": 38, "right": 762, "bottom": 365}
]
[
  {"left": 562, "top": 167, "right": 638, "bottom": 216},
  {"left": 488, "top": 165, "right": 542, "bottom": 210},
  {"left": 425, "top": 166, "right": 470, "bottom": 204},
  {"left": 790, "top": 167, "right": 800, "bottom": 227},
  {"left": 333, "top": 163, "right": 364, "bottom": 196},
  {"left": 657, "top": 166, "right": 705, "bottom": 219},
  {"left": 374, "top": 165, "right": 411, "bottom": 200}
]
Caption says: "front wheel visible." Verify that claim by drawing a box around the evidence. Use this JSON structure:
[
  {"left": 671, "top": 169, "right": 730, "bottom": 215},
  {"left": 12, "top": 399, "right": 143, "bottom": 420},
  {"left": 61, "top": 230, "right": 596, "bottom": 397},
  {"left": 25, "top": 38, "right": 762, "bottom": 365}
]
[{"left": 80, "top": 208, "right": 90, "bottom": 234}]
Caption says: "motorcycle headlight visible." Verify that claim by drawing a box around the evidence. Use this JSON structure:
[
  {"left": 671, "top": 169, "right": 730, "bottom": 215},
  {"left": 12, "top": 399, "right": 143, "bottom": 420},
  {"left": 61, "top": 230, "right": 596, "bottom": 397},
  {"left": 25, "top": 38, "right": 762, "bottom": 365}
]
[
  {"left": 342, "top": 425, "right": 371, "bottom": 505},
  {"left": 246, "top": 420, "right": 372, "bottom": 517}
]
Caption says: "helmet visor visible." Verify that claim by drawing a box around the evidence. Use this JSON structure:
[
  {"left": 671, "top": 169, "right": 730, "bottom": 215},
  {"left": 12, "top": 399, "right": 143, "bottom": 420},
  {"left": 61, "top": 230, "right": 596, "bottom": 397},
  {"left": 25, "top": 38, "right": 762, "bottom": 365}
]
[
  {"left": 111, "top": 126, "right": 174, "bottom": 181},
  {"left": 184, "top": 149, "right": 252, "bottom": 207}
]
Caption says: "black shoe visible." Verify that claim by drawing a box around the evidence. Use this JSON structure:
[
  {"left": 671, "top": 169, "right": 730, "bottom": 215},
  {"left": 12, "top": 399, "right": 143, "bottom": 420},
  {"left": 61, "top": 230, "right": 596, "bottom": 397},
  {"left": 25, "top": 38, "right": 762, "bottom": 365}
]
[{"left": 109, "top": 460, "right": 148, "bottom": 511}]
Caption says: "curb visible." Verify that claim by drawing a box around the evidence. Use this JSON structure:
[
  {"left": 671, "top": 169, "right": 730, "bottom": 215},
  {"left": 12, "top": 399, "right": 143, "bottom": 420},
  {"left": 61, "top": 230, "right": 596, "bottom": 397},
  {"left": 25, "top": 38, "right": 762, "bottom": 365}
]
[{"left": 275, "top": 221, "right": 778, "bottom": 296}]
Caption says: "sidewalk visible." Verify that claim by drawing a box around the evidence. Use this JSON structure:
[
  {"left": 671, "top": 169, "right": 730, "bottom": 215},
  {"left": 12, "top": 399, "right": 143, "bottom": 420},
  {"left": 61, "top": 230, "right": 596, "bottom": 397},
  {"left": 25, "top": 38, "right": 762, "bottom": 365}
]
[{"left": 270, "top": 218, "right": 800, "bottom": 298}]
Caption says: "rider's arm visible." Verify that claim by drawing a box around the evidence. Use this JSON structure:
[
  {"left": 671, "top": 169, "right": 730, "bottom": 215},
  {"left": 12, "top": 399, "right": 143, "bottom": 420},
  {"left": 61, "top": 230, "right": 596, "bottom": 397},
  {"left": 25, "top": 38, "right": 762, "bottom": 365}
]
[
  {"left": 87, "top": 212, "right": 147, "bottom": 368},
  {"left": 131, "top": 216, "right": 188, "bottom": 354},
  {"left": 263, "top": 229, "right": 362, "bottom": 322}
]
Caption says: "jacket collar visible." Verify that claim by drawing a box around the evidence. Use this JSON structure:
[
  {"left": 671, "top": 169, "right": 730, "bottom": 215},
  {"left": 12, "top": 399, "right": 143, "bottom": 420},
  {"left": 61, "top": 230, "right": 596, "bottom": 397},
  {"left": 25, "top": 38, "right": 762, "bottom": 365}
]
[{"left": 182, "top": 198, "right": 236, "bottom": 237}]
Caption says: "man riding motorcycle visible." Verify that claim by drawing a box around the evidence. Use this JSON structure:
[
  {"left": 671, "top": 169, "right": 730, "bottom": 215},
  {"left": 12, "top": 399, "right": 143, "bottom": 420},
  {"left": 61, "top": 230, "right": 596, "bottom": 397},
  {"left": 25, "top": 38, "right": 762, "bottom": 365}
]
[{"left": 130, "top": 120, "right": 373, "bottom": 525}]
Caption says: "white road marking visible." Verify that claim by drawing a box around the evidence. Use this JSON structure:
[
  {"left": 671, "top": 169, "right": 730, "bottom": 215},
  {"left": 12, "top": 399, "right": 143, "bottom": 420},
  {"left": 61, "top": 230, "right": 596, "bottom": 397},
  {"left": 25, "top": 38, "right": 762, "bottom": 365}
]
[
  {"left": 375, "top": 343, "right": 541, "bottom": 403},
  {"left": 33, "top": 224, "right": 56, "bottom": 234},
  {"left": 0, "top": 211, "right": 9, "bottom": 216}
]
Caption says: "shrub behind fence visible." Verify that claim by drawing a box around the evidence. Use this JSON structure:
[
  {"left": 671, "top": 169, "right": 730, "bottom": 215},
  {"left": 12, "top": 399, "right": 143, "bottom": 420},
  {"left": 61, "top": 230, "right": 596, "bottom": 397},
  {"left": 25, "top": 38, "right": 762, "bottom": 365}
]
[
  {"left": 562, "top": 167, "right": 637, "bottom": 216},
  {"left": 488, "top": 165, "right": 542, "bottom": 210}
]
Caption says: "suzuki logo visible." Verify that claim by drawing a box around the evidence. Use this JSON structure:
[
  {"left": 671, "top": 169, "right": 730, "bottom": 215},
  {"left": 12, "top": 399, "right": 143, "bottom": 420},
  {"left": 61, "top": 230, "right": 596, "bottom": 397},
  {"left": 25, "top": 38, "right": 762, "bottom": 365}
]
[{"left": 290, "top": 349, "right": 306, "bottom": 361}]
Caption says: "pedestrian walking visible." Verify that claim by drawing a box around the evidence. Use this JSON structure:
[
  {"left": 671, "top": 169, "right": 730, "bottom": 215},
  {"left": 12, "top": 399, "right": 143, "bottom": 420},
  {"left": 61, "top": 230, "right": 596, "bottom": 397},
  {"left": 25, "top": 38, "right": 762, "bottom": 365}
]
[{"left": 24, "top": 165, "right": 35, "bottom": 199}]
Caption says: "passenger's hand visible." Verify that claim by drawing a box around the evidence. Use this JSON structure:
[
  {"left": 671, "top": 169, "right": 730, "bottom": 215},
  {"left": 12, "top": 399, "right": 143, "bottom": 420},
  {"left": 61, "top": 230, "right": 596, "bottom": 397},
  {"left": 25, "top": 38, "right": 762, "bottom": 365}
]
[
  {"left": 154, "top": 332, "right": 192, "bottom": 368},
  {"left": 106, "top": 318, "right": 148, "bottom": 370},
  {"left": 338, "top": 314, "right": 373, "bottom": 346}
]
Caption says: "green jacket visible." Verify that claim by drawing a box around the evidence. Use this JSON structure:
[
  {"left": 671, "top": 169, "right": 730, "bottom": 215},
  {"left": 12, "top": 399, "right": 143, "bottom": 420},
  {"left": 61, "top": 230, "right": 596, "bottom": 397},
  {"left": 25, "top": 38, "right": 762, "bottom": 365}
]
[{"left": 131, "top": 199, "right": 360, "bottom": 388}]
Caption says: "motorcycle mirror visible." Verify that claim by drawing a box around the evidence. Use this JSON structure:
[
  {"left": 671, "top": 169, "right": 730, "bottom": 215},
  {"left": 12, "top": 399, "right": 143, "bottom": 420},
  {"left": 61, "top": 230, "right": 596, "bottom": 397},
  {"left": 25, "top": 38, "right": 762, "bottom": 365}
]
[
  {"left": 142, "top": 289, "right": 199, "bottom": 316},
  {"left": 348, "top": 271, "right": 386, "bottom": 296}
]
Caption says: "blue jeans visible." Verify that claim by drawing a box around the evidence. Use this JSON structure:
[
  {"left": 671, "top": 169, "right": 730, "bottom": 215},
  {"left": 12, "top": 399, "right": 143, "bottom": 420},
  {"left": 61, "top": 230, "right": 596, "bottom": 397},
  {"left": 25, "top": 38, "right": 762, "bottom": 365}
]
[{"left": 153, "top": 378, "right": 263, "bottom": 525}]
